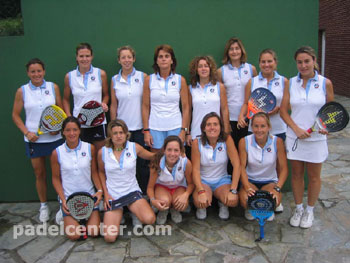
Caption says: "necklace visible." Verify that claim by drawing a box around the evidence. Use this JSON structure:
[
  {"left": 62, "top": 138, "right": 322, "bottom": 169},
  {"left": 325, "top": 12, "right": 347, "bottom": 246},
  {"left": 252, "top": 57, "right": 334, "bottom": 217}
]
[
  {"left": 165, "top": 163, "right": 173, "bottom": 171},
  {"left": 115, "top": 147, "right": 124, "bottom": 151}
]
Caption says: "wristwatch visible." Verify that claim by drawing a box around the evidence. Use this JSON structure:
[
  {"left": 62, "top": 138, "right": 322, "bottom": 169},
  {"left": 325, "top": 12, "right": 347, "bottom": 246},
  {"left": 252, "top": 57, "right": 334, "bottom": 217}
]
[
  {"left": 230, "top": 189, "right": 238, "bottom": 194},
  {"left": 273, "top": 186, "right": 281, "bottom": 193},
  {"left": 181, "top": 127, "right": 188, "bottom": 132}
]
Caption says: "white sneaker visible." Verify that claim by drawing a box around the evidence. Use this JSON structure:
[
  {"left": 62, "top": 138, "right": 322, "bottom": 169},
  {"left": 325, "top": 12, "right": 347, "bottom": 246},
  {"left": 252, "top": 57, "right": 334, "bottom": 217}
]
[
  {"left": 170, "top": 208, "right": 182, "bottom": 223},
  {"left": 290, "top": 208, "right": 304, "bottom": 227},
  {"left": 130, "top": 213, "right": 142, "bottom": 227},
  {"left": 300, "top": 211, "right": 314, "bottom": 228},
  {"left": 196, "top": 208, "right": 207, "bottom": 220},
  {"left": 218, "top": 202, "right": 229, "bottom": 220},
  {"left": 245, "top": 209, "right": 254, "bottom": 221},
  {"left": 156, "top": 209, "right": 169, "bottom": 224},
  {"left": 267, "top": 212, "right": 275, "bottom": 221},
  {"left": 55, "top": 209, "right": 63, "bottom": 225},
  {"left": 275, "top": 203, "right": 284, "bottom": 213},
  {"left": 39, "top": 206, "right": 50, "bottom": 223}
]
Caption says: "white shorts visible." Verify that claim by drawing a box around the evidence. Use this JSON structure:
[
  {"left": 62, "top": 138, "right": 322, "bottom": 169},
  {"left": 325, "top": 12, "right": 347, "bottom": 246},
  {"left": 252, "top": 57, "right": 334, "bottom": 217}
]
[{"left": 286, "top": 136, "right": 328, "bottom": 163}]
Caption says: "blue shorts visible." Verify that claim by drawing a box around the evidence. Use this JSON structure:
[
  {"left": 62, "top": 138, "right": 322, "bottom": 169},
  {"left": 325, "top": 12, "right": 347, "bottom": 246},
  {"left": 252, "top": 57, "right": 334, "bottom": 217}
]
[
  {"left": 275, "top": 132, "right": 286, "bottom": 141},
  {"left": 248, "top": 179, "right": 276, "bottom": 189},
  {"left": 25, "top": 139, "right": 64, "bottom": 158},
  {"left": 202, "top": 175, "right": 232, "bottom": 192},
  {"left": 106, "top": 191, "right": 143, "bottom": 211},
  {"left": 81, "top": 124, "right": 107, "bottom": 143},
  {"left": 150, "top": 128, "right": 181, "bottom": 149}
]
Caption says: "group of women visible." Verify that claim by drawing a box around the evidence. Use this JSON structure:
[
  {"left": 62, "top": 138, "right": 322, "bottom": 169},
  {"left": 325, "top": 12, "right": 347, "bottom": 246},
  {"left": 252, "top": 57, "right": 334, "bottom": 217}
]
[{"left": 12, "top": 37, "right": 334, "bottom": 242}]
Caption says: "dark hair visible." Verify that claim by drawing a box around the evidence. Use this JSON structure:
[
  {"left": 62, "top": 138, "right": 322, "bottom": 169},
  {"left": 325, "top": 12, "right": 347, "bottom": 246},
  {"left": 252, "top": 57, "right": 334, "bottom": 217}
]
[
  {"left": 150, "top": 135, "right": 184, "bottom": 172},
  {"left": 189, "top": 56, "right": 218, "bottom": 87},
  {"left": 152, "top": 44, "right": 177, "bottom": 73},
  {"left": 105, "top": 119, "right": 130, "bottom": 149},
  {"left": 200, "top": 112, "right": 227, "bottom": 145},
  {"left": 294, "top": 46, "right": 319, "bottom": 72},
  {"left": 61, "top": 116, "right": 81, "bottom": 139},
  {"left": 76, "top": 42, "right": 93, "bottom": 56},
  {"left": 222, "top": 37, "right": 247, "bottom": 65},
  {"left": 259, "top": 48, "right": 278, "bottom": 63},
  {"left": 251, "top": 112, "right": 271, "bottom": 128},
  {"left": 26, "top": 58, "right": 45, "bottom": 71}
]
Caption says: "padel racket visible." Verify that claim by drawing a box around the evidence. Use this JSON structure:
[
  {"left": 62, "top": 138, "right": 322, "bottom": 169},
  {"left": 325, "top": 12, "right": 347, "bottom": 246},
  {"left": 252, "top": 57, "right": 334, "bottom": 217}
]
[
  {"left": 292, "top": 101, "right": 349, "bottom": 151},
  {"left": 77, "top": 100, "right": 105, "bottom": 127},
  {"left": 245, "top": 88, "right": 277, "bottom": 123},
  {"left": 66, "top": 192, "right": 95, "bottom": 240},
  {"left": 37, "top": 105, "right": 67, "bottom": 135},
  {"left": 248, "top": 190, "right": 276, "bottom": 242}
]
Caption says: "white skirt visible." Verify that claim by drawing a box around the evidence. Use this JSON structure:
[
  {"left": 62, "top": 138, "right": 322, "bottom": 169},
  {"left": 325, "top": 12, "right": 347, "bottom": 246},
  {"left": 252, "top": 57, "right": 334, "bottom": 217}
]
[{"left": 286, "top": 137, "right": 328, "bottom": 163}]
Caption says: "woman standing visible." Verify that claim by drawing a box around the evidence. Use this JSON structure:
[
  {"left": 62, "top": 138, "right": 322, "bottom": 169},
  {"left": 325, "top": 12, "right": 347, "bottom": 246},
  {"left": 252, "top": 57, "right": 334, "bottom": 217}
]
[
  {"left": 12, "top": 58, "right": 64, "bottom": 223},
  {"left": 192, "top": 112, "right": 240, "bottom": 220},
  {"left": 187, "top": 56, "right": 230, "bottom": 146},
  {"left": 238, "top": 112, "right": 288, "bottom": 221},
  {"left": 51, "top": 117, "right": 103, "bottom": 240},
  {"left": 280, "top": 46, "right": 334, "bottom": 228},
  {"left": 98, "top": 119, "right": 155, "bottom": 243},
  {"left": 110, "top": 45, "right": 150, "bottom": 197},
  {"left": 238, "top": 49, "right": 288, "bottom": 140},
  {"left": 63, "top": 43, "right": 109, "bottom": 152},
  {"left": 218, "top": 37, "right": 257, "bottom": 147},
  {"left": 147, "top": 136, "right": 194, "bottom": 224},
  {"left": 142, "top": 44, "right": 189, "bottom": 151}
]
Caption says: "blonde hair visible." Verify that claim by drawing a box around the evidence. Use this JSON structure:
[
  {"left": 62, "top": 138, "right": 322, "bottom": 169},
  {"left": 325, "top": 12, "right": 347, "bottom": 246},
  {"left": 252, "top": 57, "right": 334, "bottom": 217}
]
[
  {"left": 251, "top": 112, "right": 271, "bottom": 128},
  {"left": 117, "top": 45, "right": 136, "bottom": 60}
]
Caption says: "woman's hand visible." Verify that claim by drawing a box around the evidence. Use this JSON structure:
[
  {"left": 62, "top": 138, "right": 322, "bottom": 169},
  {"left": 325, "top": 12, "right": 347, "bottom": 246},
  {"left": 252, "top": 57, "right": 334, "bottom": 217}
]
[
  {"left": 92, "top": 191, "right": 103, "bottom": 207},
  {"left": 269, "top": 106, "right": 280, "bottom": 116},
  {"left": 178, "top": 130, "right": 186, "bottom": 143},
  {"left": 62, "top": 200, "right": 70, "bottom": 215},
  {"left": 198, "top": 192, "right": 210, "bottom": 208},
  {"left": 101, "top": 102, "right": 109, "bottom": 112},
  {"left": 237, "top": 115, "right": 248, "bottom": 129},
  {"left": 26, "top": 132, "right": 39, "bottom": 142},
  {"left": 151, "top": 199, "right": 169, "bottom": 211},
  {"left": 269, "top": 189, "right": 279, "bottom": 205},
  {"left": 144, "top": 132, "right": 153, "bottom": 147},
  {"left": 104, "top": 193, "right": 113, "bottom": 211},
  {"left": 49, "top": 131, "right": 60, "bottom": 136},
  {"left": 173, "top": 192, "right": 189, "bottom": 211},
  {"left": 225, "top": 191, "right": 238, "bottom": 206},
  {"left": 294, "top": 126, "right": 311, "bottom": 139},
  {"left": 318, "top": 129, "right": 329, "bottom": 135},
  {"left": 186, "top": 134, "right": 192, "bottom": 146},
  {"left": 245, "top": 186, "right": 255, "bottom": 197}
]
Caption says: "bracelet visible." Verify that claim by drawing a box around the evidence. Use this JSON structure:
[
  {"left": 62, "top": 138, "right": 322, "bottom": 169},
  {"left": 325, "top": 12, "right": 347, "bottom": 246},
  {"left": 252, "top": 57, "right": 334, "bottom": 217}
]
[
  {"left": 198, "top": 189, "right": 206, "bottom": 195},
  {"left": 97, "top": 189, "right": 103, "bottom": 193},
  {"left": 150, "top": 197, "right": 155, "bottom": 201}
]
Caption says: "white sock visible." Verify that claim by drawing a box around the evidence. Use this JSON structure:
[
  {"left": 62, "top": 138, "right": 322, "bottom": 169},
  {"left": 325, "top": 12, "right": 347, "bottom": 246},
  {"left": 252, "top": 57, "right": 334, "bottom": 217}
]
[
  {"left": 306, "top": 205, "right": 314, "bottom": 213},
  {"left": 296, "top": 203, "right": 304, "bottom": 211},
  {"left": 40, "top": 202, "right": 48, "bottom": 208}
]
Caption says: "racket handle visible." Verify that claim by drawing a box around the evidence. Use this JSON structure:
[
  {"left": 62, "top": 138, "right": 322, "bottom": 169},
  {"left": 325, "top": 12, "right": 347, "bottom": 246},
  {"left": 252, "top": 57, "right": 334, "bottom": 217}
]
[
  {"left": 259, "top": 225, "right": 264, "bottom": 239},
  {"left": 244, "top": 117, "right": 249, "bottom": 124}
]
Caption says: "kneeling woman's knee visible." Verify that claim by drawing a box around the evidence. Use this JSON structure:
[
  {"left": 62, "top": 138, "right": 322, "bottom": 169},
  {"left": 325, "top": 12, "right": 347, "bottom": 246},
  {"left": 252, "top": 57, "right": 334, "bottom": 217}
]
[{"left": 142, "top": 213, "right": 156, "bottom": 225}]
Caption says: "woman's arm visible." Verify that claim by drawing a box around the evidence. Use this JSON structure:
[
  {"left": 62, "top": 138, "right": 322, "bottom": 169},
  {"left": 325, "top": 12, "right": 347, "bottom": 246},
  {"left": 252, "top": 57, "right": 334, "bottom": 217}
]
[
  {"left": 251, "top": 65, "right": 258, "bottom": 77},
  {"left": 275, "top": 138, "right": 288, "bottom": 189},
  {"left": 51, "top": 150, "right": 69, "bottom": 213},
  {"left": 100, "top": 70, "right": 109, "bottom": 112},
  {"left": 217, "top": 68, "right": 223, "bottom": 83},
  {"left": 54, "top": 84, "right": 63, "bottom": 108},
  {"left": 191, "top": 139, "right": 204, "bottom": 191},
  {"left": 238, "top": 137, "right": 254, "bottom": 196},
  {"left": 97, "top": 148, "right": 112, "bottom": 210},
  {"left": 269, "top": 78, "right": 289, "bottom": 116},
  {"left": 135, "top": 143, "right": 155, "bottom": 160},
  {"left": 325, "top": 79, "right": 334, "bottom": 103},
  {"left": 109, "top": 80, "right": 118, "bottom": 121},
  {"left": 237, "top": 79, "right": 252, "bottom": 129},
  {"left": 90, "top": 145, "right": 103, "bottom": 205},
  {"left": 219, "top": 83, "right": 231, "bottom": 134},
  {"left": 142, "top": 75, "right": 153, "bottom": 147},
  {"left": 63, "top": 73, "right": 72, "bottom": 116},
  {"left": 179, "top": 76, "right": 190, "bottom": 143},
  {"left": 186, "top": 89, "right": 193, "bottom": 146},
  {"left": 226, "top": 135, "right": 240, "bottom": 190},
  {"left": 280, "top": 79, "right": 310, "bottom": 139}
]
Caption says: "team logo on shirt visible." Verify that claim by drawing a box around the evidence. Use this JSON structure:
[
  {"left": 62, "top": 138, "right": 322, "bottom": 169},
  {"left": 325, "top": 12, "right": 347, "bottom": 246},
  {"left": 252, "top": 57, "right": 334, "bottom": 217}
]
[
  {"left": 135, "top": 78, "right": 139, "bottom": 83},
  {"left": 45, "top": 90, "right": 50, "bottom": 95},
  {"left": 126, "top": 152, "right": 131, "bottom": 157},
  {"left": 266, "top": 147, "right": 271, "bottom": 152},
  {"left": 275, "top": 82, "right": 279, "bottom": 86},
  {"left": 218, "top": 146, "right": 223, "bottom": 151},
  {"left": 244, "top": 70, "right": 248, "bottom": 74},
  {"left": 172, "top": 81, "right": 176, "bottom": 86},
  {"left": 81, "top": 152, "right": 86, "bottom": 157},
  {"left": 314, "top": 83, "right": 319, "bottom": 88},
  {"left": 178, "top": 166, "right": 182, "bottom": 171},
  {"left": 210, "top": 88, "right": 215, "bottom": 93},
  {"left": 91, "top": 76, "right": 96, "bottom": 81}
]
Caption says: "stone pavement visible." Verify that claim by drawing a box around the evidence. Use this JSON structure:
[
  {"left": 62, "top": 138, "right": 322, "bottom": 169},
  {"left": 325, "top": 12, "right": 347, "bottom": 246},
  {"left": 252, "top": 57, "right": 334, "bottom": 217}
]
[{"left": 1, "top": 94, "right": 349, "bottom": 263}]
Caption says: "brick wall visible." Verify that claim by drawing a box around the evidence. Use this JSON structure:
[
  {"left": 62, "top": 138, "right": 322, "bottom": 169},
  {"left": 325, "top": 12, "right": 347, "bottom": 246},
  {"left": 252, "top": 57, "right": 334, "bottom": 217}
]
[{"left": 319, "top": 0, "right": 350, "bottom": 97}]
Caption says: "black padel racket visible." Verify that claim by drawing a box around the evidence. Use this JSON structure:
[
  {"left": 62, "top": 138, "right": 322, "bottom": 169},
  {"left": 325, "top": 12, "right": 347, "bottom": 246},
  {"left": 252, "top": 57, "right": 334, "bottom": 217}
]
[
  {"left": 66, "top": 192, "right": 95, "bottom": 240},
  {"left": 292, "top": 101, "right": 349, "bottom": 151},
  {"left": 77, "top": 100, "right": 105, "bottom": 127},
  {"left": 248, "top": 190, "right": 276, "bottom": 242},
  {"left": 37, "top": 105, "right": 67, "bottom": 135},
  {"left": 245, "top": 88, "right": 277, "bottom": 123}
]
